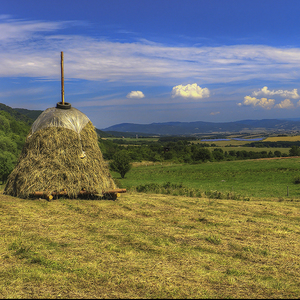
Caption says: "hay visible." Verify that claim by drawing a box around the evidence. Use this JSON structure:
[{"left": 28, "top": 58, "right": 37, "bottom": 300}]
[{"left": 4, "top": 121, "right": 116, "bottom": 199}]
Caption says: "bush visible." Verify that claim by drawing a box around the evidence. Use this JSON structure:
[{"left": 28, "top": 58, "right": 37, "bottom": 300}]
[{"left": 293, "top": 176, "right": 300, "bottom": 184}]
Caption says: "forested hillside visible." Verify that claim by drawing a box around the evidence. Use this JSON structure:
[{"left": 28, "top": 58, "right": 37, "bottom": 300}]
[
  {"left": 0, "top": 110, "right": 31, "bottom": 182},
  {"left": 0, "top": 103, "right": 36, "bottom": 124}
]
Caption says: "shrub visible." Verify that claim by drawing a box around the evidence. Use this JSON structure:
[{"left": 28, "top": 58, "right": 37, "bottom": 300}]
[{"left": 293, "top": 176, "right": 300, "bottom": 184}]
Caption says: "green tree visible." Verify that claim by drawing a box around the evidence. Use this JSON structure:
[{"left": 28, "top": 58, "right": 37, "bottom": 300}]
[
  {"left": 274, "top": 150, "right": 282, "bottom": 157},
  {"left": 0, "top": 114, "right": 10, "bottom": 133},
  {"left": 192, "top": 148, "right": 212, "bottom": 162},
  {"left": 212, "top": 148, "right": 224, "bottom": 161},
  {"left": 110, "top": 150, "right": 132, "bottom": 178},
  {"left": 289, "top": 145, "right": 300, "bottom": 156}
]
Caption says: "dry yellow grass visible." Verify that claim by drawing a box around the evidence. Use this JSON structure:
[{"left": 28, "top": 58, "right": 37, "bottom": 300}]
[
  {"left": 0, "top": 192, "right": 299, "bottom": 298},
  {"left": 264, "top": 135, "right": 300, "bottom": 142}
]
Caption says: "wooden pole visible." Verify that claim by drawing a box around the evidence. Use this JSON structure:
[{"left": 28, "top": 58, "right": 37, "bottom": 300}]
[{"left": 61, "top": 51, "right": 64, "bottom": 105}]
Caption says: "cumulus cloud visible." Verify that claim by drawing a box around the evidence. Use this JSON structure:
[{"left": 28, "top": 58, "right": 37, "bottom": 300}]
[
  {"left": 126, "top": 91, "right": 145, "bottom": 98},
  {"left": 171, "top": 83, "right": 210, "bottom": 99},
  {"left": 252, "top": 86, "right": 299, "bottom": 99},
  {"left": 275, "top": 99, "right": 294, "bottom": 109},
  {"left": 239, "top": 96, "right": 275, "bottom": 109}
]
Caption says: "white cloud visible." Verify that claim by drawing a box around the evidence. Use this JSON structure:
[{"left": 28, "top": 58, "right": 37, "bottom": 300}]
[
  {"left": 210, "top": 111, "right": 220, "bottom": 115},
  {"left": 171, "top": 83, "right": 210, "bottom": 99},
  {"left": 252, "top": 86, "right": 299, "bottom": 99},
  {"left": 275, "top": 99, "right": 294, "bottom": 109},
  {"left": 2, "top": 16, "right": 300, "bottom": 86},
  {"left": 241, "top": 96, "right": 275, "bottom": 109},
  {"left": 0, "top": 16, "right": 67, "bottom": 42},
  {"left": 126, "top": 91, "right": 145, "bottom": 98}
]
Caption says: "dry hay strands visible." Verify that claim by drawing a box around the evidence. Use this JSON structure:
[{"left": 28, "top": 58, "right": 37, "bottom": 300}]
[{"left": 4, "top": 121, "right": 116, "bottom": 199}]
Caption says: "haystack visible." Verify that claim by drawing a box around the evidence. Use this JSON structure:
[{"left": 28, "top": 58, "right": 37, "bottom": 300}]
[{"left": 4, "top": 106, "right": 116, "bottom": 199}]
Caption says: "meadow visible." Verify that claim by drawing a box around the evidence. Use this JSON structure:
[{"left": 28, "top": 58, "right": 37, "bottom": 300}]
[
  {"left": 0, "top": 191, "right": 299, "bottom": 298},
  {"left": 1, "top": 157, "right": 300, "bottom": 298},
  {"left": 115, "top": 157, "right": 300, "bottom": 199}
]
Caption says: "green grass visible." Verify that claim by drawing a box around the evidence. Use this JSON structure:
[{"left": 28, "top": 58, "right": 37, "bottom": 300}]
[
  {"left": 0, "top": 192, "right": 299, "bottom": 298},
  {"left": 115, "top": 157, "right": 300, "bottom": 199},
  {"left": 2, "top": 157, "right": 300, "bottom": 298}
]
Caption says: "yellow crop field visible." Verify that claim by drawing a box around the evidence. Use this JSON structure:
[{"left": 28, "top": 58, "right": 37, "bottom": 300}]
[{"left": 264, "top": 135, "right": 300, "bottom": 142}]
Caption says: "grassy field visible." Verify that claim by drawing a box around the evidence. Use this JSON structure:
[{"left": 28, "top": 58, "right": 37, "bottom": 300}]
[
  {"left": 115, "top": 157, "right": 300, "bottom": 199},
  {"left": 1, "top": 157, "right": 300, "bottom": 298},
  {"left": 0, "top": 192, "right": 299, "bottom": 298}
]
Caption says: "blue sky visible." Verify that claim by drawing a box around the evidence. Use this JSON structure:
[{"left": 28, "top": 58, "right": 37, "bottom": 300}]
[{"left": 1, "top": 0, "right": 300, "bottom": 129}]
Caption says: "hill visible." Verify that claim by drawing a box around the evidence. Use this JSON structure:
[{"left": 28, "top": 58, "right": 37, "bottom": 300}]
[
  {"left": 102, "top": 119, "right": 300, "bottom": 135},
  {"left": 0, "top": 108, "right": 32, "bottom": 182},
  {"left": 14, "top": 107, "right": 43, "bottom": 121},
  {"left": 0, "top": 103, "right": 38, "bottom": 124}
]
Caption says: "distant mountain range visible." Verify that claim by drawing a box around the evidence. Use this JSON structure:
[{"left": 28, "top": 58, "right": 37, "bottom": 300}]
[
  {"left": 102, "top": 119, "right": 300, "bottom": 136},
  {"left": 2, "top": 102, "right": 300, "bottom": 137}
]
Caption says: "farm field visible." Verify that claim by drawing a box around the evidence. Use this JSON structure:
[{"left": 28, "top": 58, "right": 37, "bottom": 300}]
[
  {"left": 264, "top": 135, "right": 300, "bottom": 142},
  {"left": 0, "top": 192, "right": 299, "bottom": 298},
  {"left": 102, "top": 135, "right": 297, "bottom": 155},
  {"left": 115, "top": 157, "right": 300, "bottom": 199},
  {"left": 217, "top": 146, "right": 289, "bottom": 154},
  {"left": 195, "top": 140, "right": 258, "bottom": 147}
]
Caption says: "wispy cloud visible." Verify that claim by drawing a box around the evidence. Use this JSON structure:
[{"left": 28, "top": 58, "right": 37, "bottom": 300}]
[
  {"left": 0, "top": 86, "right": 51, "bottom": 98},
  {"left": 0, "top": 16, "right": 67, "bottom": 42},
  {"left": 2, "top": 16, "right": 300, "bottom": 87}
]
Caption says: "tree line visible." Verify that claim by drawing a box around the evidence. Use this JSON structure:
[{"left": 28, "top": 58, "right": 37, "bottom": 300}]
[
  {"left": 99, "top": 137, "right": 300, "bottom": 165},
  {"left": 99, "top": 138, "right": 300, "bottom": 178}
]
